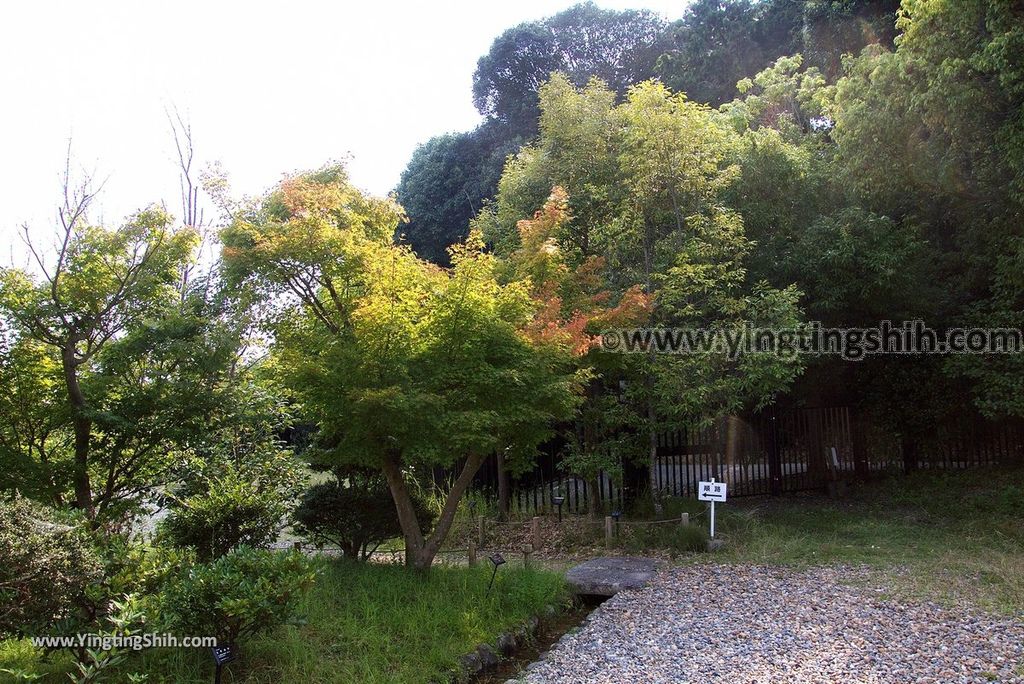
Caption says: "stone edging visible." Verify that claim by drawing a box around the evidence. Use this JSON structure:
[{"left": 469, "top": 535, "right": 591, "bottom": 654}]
[{"left": 451, "top": 604, "right": 559, "bottom": 683}]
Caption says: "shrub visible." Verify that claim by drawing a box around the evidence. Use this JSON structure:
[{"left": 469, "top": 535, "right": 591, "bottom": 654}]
[
  {"left": 0, "top": 497, "right": 102, "bottom": 636},
  {"left": 159, "top": 471, "right": 289, "bottom": 561},
  {"left": 293, "top": 472, "right": 435, "bottom": 561},
  {"left": 160, "top": 547, "right": 315, "bottom": 645}
]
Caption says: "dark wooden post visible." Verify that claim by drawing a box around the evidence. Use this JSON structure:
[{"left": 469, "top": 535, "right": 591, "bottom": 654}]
[
  {"left": 766, "top": 410, "right": 783, "bottom": 495},
  {"left": 851, "top": 410, "right": 869, "bottom": 480},
  {"left": 902, "top": 436, "right": 919, "bottom": 474},
  {"left": 496, "top": 451, "right": 510, "bottom": 521}
]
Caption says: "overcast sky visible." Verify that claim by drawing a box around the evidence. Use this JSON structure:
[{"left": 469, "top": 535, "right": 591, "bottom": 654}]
[{"left": 0, "top": 0, "right": 685, "bottom": 264}]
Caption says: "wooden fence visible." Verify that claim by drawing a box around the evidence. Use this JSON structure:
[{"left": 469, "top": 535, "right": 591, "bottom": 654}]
[{"left": 436, "top": 407, "right": 1024, "bottom": 515}]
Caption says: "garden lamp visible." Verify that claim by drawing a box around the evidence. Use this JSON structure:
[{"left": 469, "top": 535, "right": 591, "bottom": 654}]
[
  {"left": 211, "top": 644, "right": 238, "bottom": 684},
  {"left": 486, "top": 553, "right": 506, "bottom": 597}
]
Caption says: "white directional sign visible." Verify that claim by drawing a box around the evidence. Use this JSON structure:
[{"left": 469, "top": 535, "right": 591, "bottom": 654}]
[{"left": 698, "top": 480, "right": 727, "bottom": 502}]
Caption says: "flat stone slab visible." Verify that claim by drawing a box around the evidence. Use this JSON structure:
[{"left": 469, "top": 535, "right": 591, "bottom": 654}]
[{"left": 565, "top": 556, "right": 660, "bottom": 596}]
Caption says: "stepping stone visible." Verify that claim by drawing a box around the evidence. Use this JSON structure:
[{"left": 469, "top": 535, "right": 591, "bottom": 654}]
[{"left": 565, "top": 556, "right": 661, "bottom": 597}]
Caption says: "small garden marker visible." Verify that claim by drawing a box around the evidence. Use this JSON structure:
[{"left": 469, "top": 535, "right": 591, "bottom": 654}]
[
  {"left": 698, "top": 478, "right": 727, "bottom": 538},
  {"left": 211, "top": 644, "right": 238, "bottom": 684},
  {"left": 486, "top": 553, "right": 506, "bottom": 597}
]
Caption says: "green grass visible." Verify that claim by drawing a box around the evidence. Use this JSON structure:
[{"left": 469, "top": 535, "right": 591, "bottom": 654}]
[
  {"left": 694, "top": 466, "right": 1024, "bottom": 615},
  {"left": 2, "top": 559, "right": 568, "bottom": 684}
]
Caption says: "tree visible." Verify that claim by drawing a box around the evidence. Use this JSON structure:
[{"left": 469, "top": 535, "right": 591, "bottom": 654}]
[
  {"left": 482, "top": 75, "right": 804, "bottom": 497},
  {"left": 292, "top": 467, "right": 435, "bottom": 561},
  {"left": 656, "top": 0, "right": 798, "bottom": 106},
  {"left": 802, "top": 0, "right": 900, "bottom": 79},
  {"left": 159, "top": 471, "right": 291, "bottom": 561},
  {"left": 221, "top": 165, "right": 582, "bottom": 569},
  {"left": 0, "top": 167, "right": 198, "bottom": 517},
  {"left": 0, "top": 496, "right": 102, "bottom": 636},
  {"left": 472, "top": 2, "right": 668, "bottom": 138},
  {"left": 398, "top": 4, "right": 669, "bottom": 266},
  {"left": 159, "top": 369, "right": 305, "bottom": 560},
  {"left": 394, "top": 121, "right": 520, "bottom": 265},
  {"left": 654, "top": 0, "right": 900, "bottom": 106},
  {"left": 826, "top": 0, "right": 1024, "bottom": 420}
]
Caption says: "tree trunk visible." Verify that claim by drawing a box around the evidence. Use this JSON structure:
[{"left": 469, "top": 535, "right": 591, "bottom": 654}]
[
  {"left": 380, "top": 450, "right": 485, "bottom": 571},
  {"left": 646, "top": 392, "right": 660, "bottom": 512},
  {"left": 61, "top": 340, "right": 93, "bottom": 516},
  {"left": 641, "top": 215, "right": 660, "bottom": 511}
]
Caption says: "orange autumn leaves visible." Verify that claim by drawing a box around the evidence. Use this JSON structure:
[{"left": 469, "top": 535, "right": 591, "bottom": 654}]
[{"left": 512, "top": 187, "right": 652, "bottom": 355}]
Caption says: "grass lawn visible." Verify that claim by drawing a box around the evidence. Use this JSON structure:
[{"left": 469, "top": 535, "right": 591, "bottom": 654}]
[
  {"left": 704, "top": 467, "right": 1024, "bottom": 615},
  {"left": 1, "top": 560, "right": 568, "bottom": 684}
]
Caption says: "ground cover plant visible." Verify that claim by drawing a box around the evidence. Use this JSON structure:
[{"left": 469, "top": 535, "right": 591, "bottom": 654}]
[{"left": 145, "top": 559, "right": 566, "bottom": 684}]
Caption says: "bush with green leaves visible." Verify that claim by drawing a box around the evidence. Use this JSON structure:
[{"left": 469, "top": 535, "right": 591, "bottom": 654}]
[
  {"left": 0, "top": 496, "right": 102, "bottom": 636},
  {"left": 159, "top": 470, "right": 290, "bottom": 561},
  {"left": 292, "top": 470, "right": 435, "bottom": 561},
  {"left": 160, "top": 547, "right": 315, "bottom": 646}
]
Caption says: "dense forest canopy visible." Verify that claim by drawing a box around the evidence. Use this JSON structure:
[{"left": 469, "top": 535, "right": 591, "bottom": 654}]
[
  {"left": 396, "top": 0, "right": 1024, "bottom": 448},
  {"left": 396, "top": 0, "right": 904, "bottom": 265}
]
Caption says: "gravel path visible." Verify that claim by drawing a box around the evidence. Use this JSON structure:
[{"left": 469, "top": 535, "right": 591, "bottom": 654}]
[{"left": 520, "top": 565, "right": 1024, "bottom": 684}]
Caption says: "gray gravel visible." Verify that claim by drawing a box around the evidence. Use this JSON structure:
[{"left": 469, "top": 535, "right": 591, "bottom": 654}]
[{"left": 520, "top": 565, "right": 1024, "bottom": 683}]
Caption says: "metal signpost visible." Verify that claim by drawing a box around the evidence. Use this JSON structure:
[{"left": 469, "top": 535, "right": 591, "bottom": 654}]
[{"left": 697, "top": 478, "right": 727, "bottom": 538}]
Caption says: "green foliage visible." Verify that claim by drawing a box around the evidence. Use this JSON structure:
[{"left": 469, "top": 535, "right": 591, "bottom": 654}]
[
  {"left": 472, "top": 2, "right": 667, "bottom": 137},
  {"left": 655, "top": 0, "right": 897, "bottom": 105},
  {"left": 159, "top": 470, "right": 290, "bottom": 561},
  {"left": 157, "top": 374, "right": 303, "bottom": 561},
  {"left": 802, "top": 0, "right": 900, "bottom": 78},
  {"left": 562, "top": 389, "right": 643, "bottom": 514},
  {"left": 67, "top": 594, "right": 149, "bottom": 684},
  {"left": 292, "top": 470, "right": 435, "bottom": 561},
  {"left": 400, "top": 2, "right": 669, "bottom": 267},
  {"left": 160, "top": 547, "right": 315, "bottom": 646},
  {"left": 656, "top": 0, "right": 802, "bottom": 106},
  {"left": 0, "top": 496, "right": 101, "bottom": 637},
  {"left": 487, "top": 74, "right": 804, "bottom": 443},
  {"left": 783, "top": 207, "right": 927, "bottom": 322},
  {"left": 0, "top": 327, "right": 68, "bottom": 504},
  {"left": 0, "top": 639, "right": 51, "bottom": 682},
  {"left": 395, "top": 121, "right": 521, "bottom": 265},
  {"left": 0, "top": 200, "right": 210, "bottom": 518}
]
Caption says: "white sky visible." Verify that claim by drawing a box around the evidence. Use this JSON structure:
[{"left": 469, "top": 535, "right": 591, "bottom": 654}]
[{"left": 0, "top": 0, "right": 685, "bottom": 264}]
